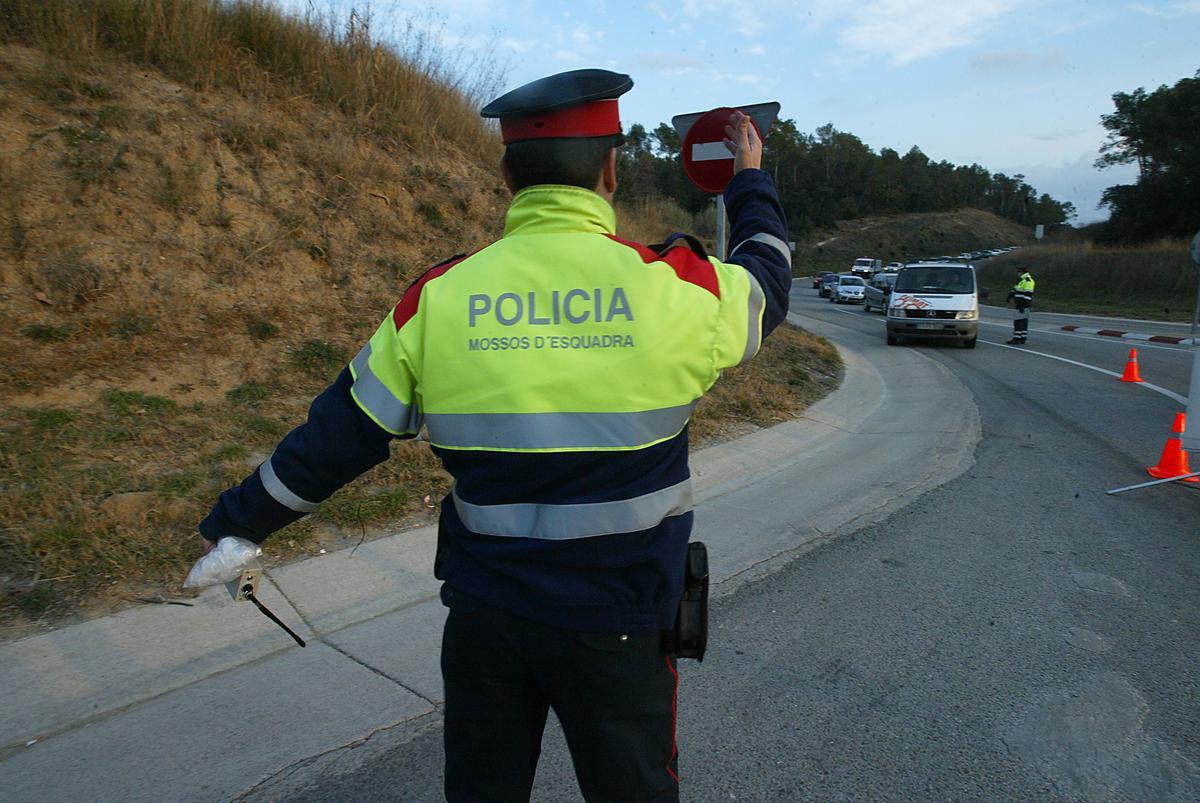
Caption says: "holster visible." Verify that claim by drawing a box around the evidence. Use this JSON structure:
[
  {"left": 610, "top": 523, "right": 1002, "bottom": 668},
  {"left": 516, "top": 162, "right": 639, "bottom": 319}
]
[
  {"left": 434, "top": 515, "right": 451, "bottom": 579},
  {"left": 663, "top": 541, "right": 709, "bottom": 661}
]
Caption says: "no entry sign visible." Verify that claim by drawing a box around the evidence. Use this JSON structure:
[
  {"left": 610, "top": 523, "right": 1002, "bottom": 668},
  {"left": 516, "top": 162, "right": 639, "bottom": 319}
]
[{"left": 674, "top": 102, "right": 779, "bottom": 194}]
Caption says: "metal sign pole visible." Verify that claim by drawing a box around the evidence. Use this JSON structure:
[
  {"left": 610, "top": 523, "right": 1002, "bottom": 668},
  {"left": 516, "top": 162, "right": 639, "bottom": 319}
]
[
  {"left": 716, "top": 195, "right": 727, "bottom": 260},
  {"left": 1186, "top": 346, "right": 1200, "bottom": 454},
  {"left": 1191, "top": 278, "right": 1199, "bottom": 342},
  {"left": 1187, "top": 230, "right": 1200, "bottom": 455}
]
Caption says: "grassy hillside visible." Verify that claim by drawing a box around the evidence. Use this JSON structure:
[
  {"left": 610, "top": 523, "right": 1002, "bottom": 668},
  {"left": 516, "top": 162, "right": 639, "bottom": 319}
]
[
  {"left": 976, "top": 240, "right": 1199, "bottom": 321},
  {"left": 793, "top": 208, "right": 1036, "bottom": 276},
  {"left": 0, "top": 3, "right": 839, "bottom": 635}
]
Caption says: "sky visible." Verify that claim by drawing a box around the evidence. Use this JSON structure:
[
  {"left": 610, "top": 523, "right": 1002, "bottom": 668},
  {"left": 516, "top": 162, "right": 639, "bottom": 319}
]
[{"left": 281, "top": 1, "right": 1200, "bottom": 224}]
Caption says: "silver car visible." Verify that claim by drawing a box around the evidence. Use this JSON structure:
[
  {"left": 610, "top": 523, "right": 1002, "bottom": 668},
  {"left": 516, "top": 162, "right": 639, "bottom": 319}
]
[
  {"left": 862, "top": 272, "right": 897, "bottom": 313},
  {"left": 829, "top": 274, "right": 866, "bottom": 304}
]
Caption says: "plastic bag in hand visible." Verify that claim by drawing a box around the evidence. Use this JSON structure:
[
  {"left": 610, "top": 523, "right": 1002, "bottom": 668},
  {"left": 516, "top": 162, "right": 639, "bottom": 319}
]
[{"left": 183, "top": 536, "right": 262, "bottom": 589}]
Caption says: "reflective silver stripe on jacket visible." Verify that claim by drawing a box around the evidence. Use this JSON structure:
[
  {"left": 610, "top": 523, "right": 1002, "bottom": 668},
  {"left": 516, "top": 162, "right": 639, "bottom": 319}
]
[
  {"left": 452, "top": 478, "right": 694, "bottom": 540},
  {"left": 740, "top": 272, "right": 766, "bottom": 364},
  {"left": 259, "top": 454, "right": 318, "bottom": 513},
  {"left": 425, "top": 403, "right": 697, "bottom": 450},
  {"left": 350, "top": 343, "right": 423, "bottom": 435},
  {"left": 729, "top": 232, "right": 792, "bottom": 267}
]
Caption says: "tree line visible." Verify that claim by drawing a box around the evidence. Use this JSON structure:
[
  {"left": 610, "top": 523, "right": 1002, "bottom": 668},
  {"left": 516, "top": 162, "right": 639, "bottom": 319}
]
[
  {"left": 1095, "top": 70, "right": 1200, "bottom": 244},
  {"left": 615, "top": 119, "right": 1075, "bottom": 236}
]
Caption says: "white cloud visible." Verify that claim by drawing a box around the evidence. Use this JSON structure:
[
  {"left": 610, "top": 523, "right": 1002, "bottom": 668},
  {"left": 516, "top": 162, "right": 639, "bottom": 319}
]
[
  {"left": 1128, "top": 0, "right": 1200, "bottom": 17},
  {"left": 970, "top": 47, "right": 1065, "bottom": 74},
  {"left": 746, "top": 45, "right": 767, "bottom": 56},
  {"left": 670, "top": 0, "right": 1029, "bottom": 65},
  {"left": 498, "top": 37, "right": 533, "bottom": 53},
  {"left": 1000, "top": 150, "right": 1139, "bottom": 223},
  {"left": 647, "top": 2, "right": 673, "bottom": 22},
  {"left": 633, "top": 53, "right": 710, "bottom": 76},
  {"left": 836, "top": 0, "right": 1032, "bottom": 65}
]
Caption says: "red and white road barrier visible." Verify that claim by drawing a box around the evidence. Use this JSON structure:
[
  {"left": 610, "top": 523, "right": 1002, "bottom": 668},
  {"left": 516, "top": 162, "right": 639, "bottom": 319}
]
[{"left": 1060, "top": 325, "right": 1199, "bottom": 346}]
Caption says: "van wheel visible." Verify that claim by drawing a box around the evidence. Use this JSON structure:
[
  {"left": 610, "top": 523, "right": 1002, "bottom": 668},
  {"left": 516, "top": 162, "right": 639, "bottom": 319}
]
[
  {"left": 887, "top": 333, "right": 899, "bottom": 346},
  {"left": 862, "top": 300, "right": 871, "bottom": 312},
  {"left": 963, "top": 337, "right": 977, "bottom": 349}
]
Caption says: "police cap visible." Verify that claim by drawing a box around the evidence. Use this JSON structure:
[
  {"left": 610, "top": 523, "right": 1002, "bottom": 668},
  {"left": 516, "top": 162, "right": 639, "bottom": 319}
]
[{"left": 481, "top": 69, "right": 633, "bottom": 145}]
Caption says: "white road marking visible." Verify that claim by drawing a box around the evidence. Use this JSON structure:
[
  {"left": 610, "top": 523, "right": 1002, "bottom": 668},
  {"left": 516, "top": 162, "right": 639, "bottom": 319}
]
[
  {"left": 819, "top": 304, "right": 1189, "bottom": 405},
  {"left": 979, "top": 340, "right": 1188, "bottom": 405}
]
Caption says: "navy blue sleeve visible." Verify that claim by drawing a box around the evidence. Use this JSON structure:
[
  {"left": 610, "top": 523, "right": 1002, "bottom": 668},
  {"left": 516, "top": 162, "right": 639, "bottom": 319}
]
[
  {"left": 199, "top": 367, "right": 398, "bottom": 544},
  {"left": 722, "top": 168, "right": 792, "bottom": 336}
]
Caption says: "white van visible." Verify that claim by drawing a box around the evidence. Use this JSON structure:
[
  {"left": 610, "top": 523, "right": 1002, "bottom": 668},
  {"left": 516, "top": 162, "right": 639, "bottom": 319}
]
[
  {"left": 850, "top": 256, "right": 881, "bottom": 276},
  {"left": 885, "top": 262, "right": 978, "bottom": 349}
]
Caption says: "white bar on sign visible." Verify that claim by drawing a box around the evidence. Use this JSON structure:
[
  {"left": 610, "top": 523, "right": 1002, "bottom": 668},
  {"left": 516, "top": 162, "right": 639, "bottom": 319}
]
[{"left": 691, "top": 142, "right": 734, "bottom": 162}]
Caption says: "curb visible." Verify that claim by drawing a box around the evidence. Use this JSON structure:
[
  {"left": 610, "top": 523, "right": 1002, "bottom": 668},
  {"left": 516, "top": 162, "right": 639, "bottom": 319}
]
[{"left": 1060, "top": 325, "right": 1198, "bottom": 346}]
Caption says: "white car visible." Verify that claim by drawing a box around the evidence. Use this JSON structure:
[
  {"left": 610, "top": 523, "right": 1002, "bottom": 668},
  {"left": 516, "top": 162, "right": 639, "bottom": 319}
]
[{"left": 829, "top": 274, "right": 866, "bottom": 304}]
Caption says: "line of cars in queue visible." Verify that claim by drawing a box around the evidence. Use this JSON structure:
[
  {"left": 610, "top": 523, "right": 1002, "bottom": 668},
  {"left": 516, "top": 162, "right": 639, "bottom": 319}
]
[{"left": 812, "top": 248, "right": 1019, "bottom": 349}]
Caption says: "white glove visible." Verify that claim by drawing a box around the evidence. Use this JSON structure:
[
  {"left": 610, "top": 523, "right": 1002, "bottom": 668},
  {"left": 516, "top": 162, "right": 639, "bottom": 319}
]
[{"left": 183, "top": 536, "right": 262, "bottom": 589}]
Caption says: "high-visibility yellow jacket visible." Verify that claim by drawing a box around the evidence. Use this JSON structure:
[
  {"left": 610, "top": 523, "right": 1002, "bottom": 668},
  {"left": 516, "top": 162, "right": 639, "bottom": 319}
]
[
  {"left": 1010, "top": 272, "right": 1035, "bottom": 305},
  {"left": 202, "top": 169, "right": 793, "bottom": 632}
]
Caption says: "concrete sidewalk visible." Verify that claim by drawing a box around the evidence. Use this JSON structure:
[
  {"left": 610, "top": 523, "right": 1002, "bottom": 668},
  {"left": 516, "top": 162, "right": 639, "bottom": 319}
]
[{"left": 0, "top": 311, "right": 981, "bottom": 802}]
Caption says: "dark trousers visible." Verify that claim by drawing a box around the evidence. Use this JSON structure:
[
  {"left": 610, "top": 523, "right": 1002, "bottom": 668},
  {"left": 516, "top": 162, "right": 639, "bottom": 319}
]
[
  {"left": 441, "top": 602, "right": 680, "bottom": 802},
  {"left": 1012, "top": 302, "right": 1030, "bottom": 342}
]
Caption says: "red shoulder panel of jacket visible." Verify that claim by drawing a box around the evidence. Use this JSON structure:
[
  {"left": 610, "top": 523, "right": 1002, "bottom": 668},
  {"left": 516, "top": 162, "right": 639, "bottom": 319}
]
[
  {"left": 606, "top": 234, "right": 720, "bottom": 299},
  {"left": 392, "top": 254, "right": 471, "bottom": 331}
]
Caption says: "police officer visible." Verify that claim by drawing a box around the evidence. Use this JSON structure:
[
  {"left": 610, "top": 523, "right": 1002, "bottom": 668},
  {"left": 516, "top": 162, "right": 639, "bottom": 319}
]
[
  {"left": 1007, "top": 266, "right": 1035, "bottom": 344},
  {"left": 198, "top": 68, "right": 792, "bottom": 801}
]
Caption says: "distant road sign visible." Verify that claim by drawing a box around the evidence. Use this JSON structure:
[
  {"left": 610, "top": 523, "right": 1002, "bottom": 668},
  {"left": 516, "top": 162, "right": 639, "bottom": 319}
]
[{"left": 1035, "top": 224, "right": 1045, "bottom": 240}]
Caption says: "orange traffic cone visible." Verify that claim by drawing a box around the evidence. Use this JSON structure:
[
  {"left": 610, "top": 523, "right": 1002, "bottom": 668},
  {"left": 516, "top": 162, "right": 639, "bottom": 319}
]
[
  {"left": 1147, "top": 412, "right": 1199, "bottom": 483},
  {"left": 1119, "top": 348, "right": 1144, "bottom": 383}
]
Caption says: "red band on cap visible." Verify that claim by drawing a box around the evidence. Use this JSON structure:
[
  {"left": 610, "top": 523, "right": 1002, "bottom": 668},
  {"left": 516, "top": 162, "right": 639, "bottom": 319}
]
[{"left": 500, "top": 99, "right": 620, "bottom": 144}]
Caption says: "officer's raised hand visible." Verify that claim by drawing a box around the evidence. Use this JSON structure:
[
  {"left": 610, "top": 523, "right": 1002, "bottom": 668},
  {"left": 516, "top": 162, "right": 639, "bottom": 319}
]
[{"left": 723, "top": 110, "right": 763, "bottom": 173}]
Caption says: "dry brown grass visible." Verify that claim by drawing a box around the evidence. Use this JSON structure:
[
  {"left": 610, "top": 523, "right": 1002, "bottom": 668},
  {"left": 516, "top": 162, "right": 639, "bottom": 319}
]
[
  {"left": 691, "top": 325, "right": 841, "bottom": 446},
  {"left": 976, "top": 240, "right": 1199, "bottom": 320},
  {"left": 614, "top": 195, "right": 715, "bottom": 246},
  {"left": 0, "top": 0, "right": 502, "bottom": 161}
]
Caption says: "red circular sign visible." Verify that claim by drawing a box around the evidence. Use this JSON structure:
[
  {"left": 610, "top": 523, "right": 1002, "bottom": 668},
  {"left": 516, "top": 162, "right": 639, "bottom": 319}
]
[{"left": 682, "top": 107, "right": 763, "bottom": 195}]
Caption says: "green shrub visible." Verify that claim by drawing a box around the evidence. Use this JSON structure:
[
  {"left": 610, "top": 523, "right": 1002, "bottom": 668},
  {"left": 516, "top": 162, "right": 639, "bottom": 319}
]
[
  {"left": 226, "top": 381, "right": 270, "bottom": 405},
  {"left": 247, "top": 318, "right": 279, "bottom": 340},
  {"left": 103, "top": 389, "right": 176, "bottom": 417},
  {"left": 22, "top": 323, "right": 71, "bottom": 342},
  {"left": 27, "top": 408, "right": 75, "bottom": 429},
  {"left": 293, "top": 339, "right": 345, "bottom": 377}
]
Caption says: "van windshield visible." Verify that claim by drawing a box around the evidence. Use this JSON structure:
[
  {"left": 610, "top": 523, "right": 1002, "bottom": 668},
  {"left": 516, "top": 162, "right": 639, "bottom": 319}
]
[{"left": 894, "top": 266, "right": 975, "bottom": 294}]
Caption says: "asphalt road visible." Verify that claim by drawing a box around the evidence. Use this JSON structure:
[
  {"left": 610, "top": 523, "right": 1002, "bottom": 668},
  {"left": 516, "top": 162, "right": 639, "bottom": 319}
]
[{"left": 280, "top": 288, "right": 1200, "bottom": 802}]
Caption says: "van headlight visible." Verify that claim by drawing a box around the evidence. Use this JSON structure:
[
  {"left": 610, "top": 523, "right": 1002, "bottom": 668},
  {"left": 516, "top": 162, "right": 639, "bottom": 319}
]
[
  {"left": 888, "top": 306, "right": 904, "bottom": 317},
  {"left": 956, "top": 310, "right": 977, "bottom": 320}
]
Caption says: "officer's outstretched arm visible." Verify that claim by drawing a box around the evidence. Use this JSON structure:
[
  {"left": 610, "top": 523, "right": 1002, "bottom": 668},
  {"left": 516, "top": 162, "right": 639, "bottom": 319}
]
[{"left": 199, "top": 367, "right": 401, "bottom": 545}]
